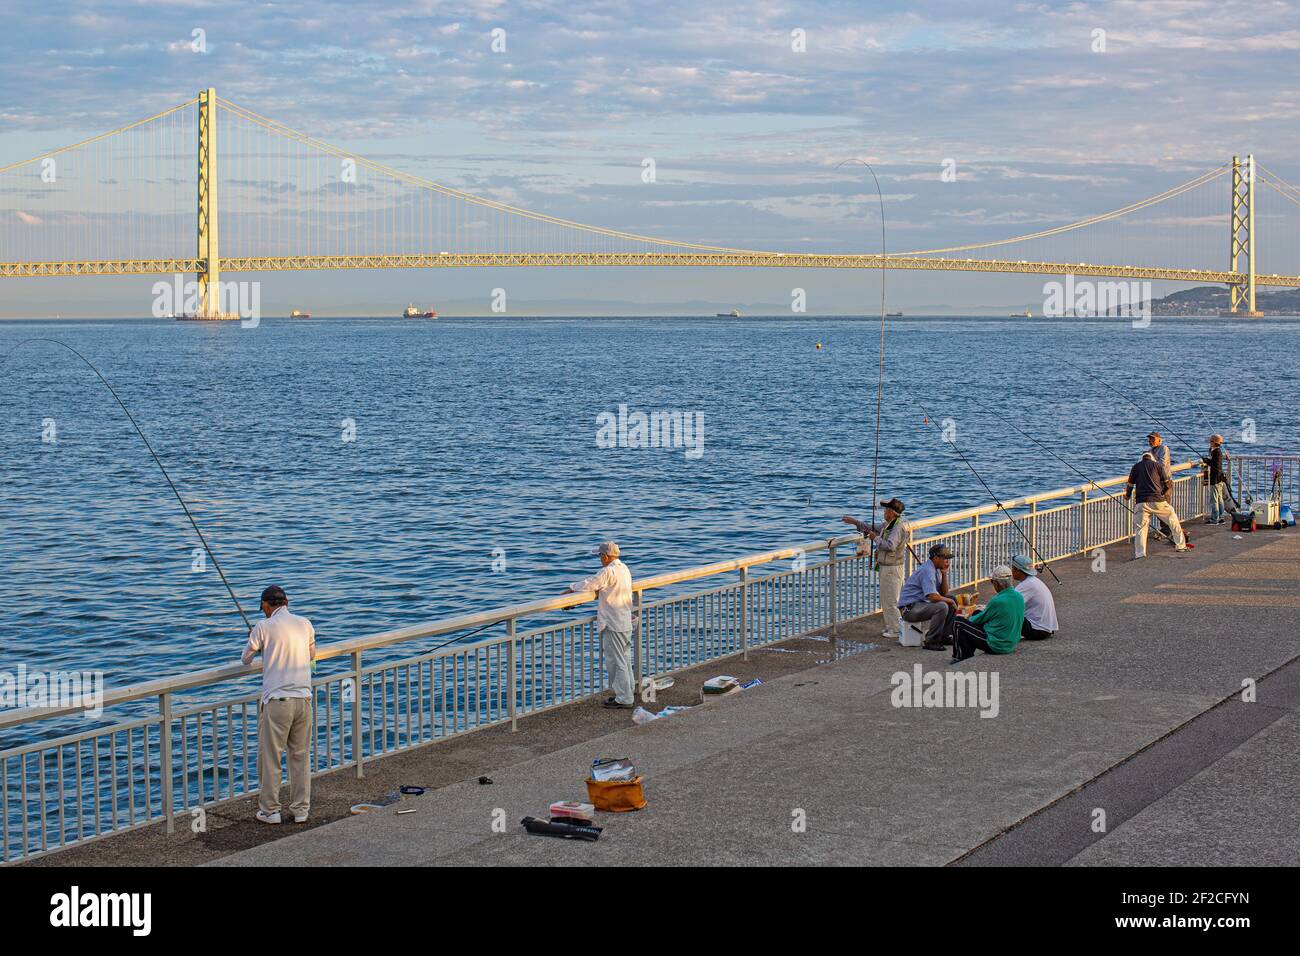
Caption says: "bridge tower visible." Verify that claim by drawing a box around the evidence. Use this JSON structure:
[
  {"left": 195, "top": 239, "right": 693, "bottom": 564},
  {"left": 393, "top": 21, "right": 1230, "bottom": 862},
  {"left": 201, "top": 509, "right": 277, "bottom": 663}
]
[
  {"left": 196, "top": 88, "right": 222, "bottom": 317},
  {"left": 1225, "top": 154, "right": 1263, "bottom": 317}
]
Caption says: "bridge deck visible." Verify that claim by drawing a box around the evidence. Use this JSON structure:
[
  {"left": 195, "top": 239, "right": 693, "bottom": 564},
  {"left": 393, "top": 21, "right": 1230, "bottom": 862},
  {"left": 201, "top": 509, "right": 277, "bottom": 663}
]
[{"left": 25, "top": 522, "right": 1299, "bottom": 867}]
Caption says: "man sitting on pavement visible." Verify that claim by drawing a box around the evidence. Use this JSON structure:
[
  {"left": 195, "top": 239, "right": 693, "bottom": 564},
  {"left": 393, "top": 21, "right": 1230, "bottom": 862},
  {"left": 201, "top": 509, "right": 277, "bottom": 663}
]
[
  {"left": 898, "top": 543, "right": 957, "bottom": 651},
  {"left": 1010, "top": 554, "right": 1057, "bottom": 641},
  {"left": 951, "top": 564, "right": 1025, "bottom": 664},
  {"left": 842, "top": 497, "right": 911, "bottom": 642}
]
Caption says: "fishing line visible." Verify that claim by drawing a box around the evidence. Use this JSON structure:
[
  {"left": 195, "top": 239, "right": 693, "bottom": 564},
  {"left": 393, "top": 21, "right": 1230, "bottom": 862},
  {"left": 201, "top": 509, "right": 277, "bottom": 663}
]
[
  {"left": 1, "top": 337, "right": 252, "bottom": 629},
  {"left": 897, "top": 386, "right": 1063, "bottom": 584}
]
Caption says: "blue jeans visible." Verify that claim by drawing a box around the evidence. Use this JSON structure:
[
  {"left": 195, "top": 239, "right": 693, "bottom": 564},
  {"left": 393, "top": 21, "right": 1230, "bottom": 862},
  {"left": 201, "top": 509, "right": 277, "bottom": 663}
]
[{"left": 1209, "top": 481, "right": 1228, "bottom": 522}]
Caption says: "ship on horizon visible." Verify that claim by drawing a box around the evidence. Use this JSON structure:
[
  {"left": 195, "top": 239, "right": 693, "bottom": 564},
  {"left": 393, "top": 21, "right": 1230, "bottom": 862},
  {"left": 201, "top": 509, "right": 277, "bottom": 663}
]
[
  {"left": 716, "top": 308, "right": 741, "bottom": 317},
  {"left": 290, "top": 309, "right": 311, "bottom": 319},
  {"left": 403, "top": 304, "right": 438, "bottom": 318}
]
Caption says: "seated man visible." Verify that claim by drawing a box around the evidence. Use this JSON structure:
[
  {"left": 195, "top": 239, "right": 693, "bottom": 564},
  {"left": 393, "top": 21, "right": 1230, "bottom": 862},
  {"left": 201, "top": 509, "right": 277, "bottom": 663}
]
[
  {"left": 897, "top": 543, "right": 957, "bottom": 651},
  {"left": 951, "top": 564, "right": 1025, "bottom": 663},
  {"left": 1011, "top": 554, "right": 1057, "bottom": 640}
]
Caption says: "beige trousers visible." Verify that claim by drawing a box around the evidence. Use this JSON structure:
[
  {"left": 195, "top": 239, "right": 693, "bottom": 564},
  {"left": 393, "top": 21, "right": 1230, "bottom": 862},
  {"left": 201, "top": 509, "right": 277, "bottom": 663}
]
[
  {"left": 258, "top": 697, "right": 312, "bottom": 817},
  {"left": 878, "top": 564, "right": 905, "bottom": 637},
  {"left": 1133, "top": 500, "right": 1186, "bottom": 557}
]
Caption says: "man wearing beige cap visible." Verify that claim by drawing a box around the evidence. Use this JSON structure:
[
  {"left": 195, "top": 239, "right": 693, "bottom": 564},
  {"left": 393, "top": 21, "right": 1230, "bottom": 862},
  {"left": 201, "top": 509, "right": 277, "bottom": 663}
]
[
  {"left": 842, "top": 498, "right": 911, "bottom": 641},
  {"left": 568, "top": 542, "right": 635, "bottom": 709}
]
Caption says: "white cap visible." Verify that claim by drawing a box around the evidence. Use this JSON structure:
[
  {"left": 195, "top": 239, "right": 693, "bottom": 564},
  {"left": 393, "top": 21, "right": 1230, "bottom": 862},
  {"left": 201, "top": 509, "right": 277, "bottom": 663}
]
[
  {"left": 990, "top": 564, "right": 1013, "bottom": 583},
  {"left": 595, "top": 541, "right": 620, "bottom": 558}
]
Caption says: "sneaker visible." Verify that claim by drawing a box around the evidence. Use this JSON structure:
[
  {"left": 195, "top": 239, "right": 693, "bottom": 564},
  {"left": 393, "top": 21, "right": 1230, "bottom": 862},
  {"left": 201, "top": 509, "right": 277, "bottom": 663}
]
[
  {"left": 293, "top": 813, "right": 309, "bottom": 824},
  {"left": 1174, "top": 547, "right": 1190, "bottom": 553},
  {"left": 255, "top": 810, "right": 281, "bottom": 825},
  {"left": 602, "top": 697, "right": 633, "bottom": 709},
  {"left": 921, "top": 640, "right": 947, "bottom": 651}
]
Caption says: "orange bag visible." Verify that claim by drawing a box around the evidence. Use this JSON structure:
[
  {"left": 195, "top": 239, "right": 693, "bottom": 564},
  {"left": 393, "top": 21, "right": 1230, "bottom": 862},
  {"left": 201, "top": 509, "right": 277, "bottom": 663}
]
[{"left": 586, "top": 775, "right": 647, "bottom": 812}]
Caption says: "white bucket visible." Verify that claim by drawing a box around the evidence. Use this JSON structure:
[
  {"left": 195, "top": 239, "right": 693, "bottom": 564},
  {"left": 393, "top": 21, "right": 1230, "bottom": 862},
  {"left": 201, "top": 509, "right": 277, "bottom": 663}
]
[{"left": 900, "top": 621, "right": 926, "bottom": 647}]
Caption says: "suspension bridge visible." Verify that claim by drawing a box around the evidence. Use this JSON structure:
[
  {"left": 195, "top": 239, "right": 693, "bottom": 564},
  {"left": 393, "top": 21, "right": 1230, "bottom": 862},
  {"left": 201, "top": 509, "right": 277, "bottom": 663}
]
[{"left": 3, "top": 88, "right": 1300, "bottom": 317}]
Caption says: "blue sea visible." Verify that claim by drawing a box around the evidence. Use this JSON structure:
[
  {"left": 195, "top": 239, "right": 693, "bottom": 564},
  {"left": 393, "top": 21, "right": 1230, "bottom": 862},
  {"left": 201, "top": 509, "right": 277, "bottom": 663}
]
[{"left": 2, "top": 315, "right": 1298, "bottom": 693}]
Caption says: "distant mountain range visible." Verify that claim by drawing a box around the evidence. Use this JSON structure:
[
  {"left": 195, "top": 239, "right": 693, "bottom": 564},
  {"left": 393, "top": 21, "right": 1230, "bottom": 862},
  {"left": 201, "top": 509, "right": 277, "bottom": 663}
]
[{"left": 1151, "top": 285, "right": 1300, "bottom": 316}]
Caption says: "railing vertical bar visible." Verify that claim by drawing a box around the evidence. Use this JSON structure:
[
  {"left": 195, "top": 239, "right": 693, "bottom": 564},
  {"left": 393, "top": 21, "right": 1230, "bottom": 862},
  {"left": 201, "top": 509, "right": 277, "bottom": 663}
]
[{"left": 160, "top": 694, "right": 173, "bottom": 833}]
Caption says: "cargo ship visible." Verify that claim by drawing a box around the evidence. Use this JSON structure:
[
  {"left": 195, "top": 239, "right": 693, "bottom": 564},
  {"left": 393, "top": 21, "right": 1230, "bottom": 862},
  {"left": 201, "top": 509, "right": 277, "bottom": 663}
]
[
  {"left": 403, "top": 304, "right": 438, "bottom": 318},
  {"left": 290, "top": 309, "right": 311, "bottom": 319},
  {"left": 716, "top": 309, "right": 741, "bottom": 317}
]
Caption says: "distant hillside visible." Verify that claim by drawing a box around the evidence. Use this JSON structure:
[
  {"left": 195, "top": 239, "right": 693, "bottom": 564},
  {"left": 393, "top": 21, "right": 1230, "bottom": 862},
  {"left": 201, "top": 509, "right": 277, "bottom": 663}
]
[{"left": 1152, "top": 285, "right": 1300, "bottom": 315}]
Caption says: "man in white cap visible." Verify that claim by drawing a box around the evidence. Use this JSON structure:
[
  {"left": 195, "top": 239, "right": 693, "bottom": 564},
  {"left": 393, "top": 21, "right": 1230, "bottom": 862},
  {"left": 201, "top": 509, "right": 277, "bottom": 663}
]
[
  {"left": 567, "top": 542, "right": 635, "bottom": 709},
  {"left": 1010, "top": 555, "right": 1057, "bottom": 641}
]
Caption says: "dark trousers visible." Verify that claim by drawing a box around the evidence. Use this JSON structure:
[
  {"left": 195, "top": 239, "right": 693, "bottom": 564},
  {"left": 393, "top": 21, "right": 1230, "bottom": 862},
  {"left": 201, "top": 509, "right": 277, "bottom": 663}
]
[
  {"left": 1021, "top": 619, "right": 1053, "bottom": 641},
  {"left": 953, "top": 617, "right": 993, "bottom": 661}
]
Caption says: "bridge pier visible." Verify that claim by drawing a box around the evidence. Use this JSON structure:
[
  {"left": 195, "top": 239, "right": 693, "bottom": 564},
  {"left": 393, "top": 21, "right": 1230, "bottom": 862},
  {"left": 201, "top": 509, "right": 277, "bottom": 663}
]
[
  {"left": 1223, "top": 154, "right": 1264, "bottom": 317},
  {"left": 195, "top": 88, "right": 233, "bottom": 320}
]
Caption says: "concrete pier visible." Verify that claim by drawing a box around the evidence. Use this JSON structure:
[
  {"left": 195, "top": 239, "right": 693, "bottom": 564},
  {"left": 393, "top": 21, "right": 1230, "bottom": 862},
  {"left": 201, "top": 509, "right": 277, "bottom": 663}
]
[{"left": 187, "top": 523, "right": 1298, "bottom": 867}]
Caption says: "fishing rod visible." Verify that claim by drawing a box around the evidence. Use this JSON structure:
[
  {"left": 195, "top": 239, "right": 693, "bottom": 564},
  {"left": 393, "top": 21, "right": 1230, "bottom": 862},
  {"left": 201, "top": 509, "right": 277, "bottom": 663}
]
[
  {"left": 1, "top": 338, "right": 252, "bottom": 629},
  {"left": 900, "top": 388, "right": 1063, "bottom": 584},
  {"left": 949, "top": 388, "right": 1140, "bottom": 522},
  {"left": 835, "top": 158, "right": 889, "bottom": 537},
  {"left": 1049, "top": 353, "right": 1209, "bottom": 466}
]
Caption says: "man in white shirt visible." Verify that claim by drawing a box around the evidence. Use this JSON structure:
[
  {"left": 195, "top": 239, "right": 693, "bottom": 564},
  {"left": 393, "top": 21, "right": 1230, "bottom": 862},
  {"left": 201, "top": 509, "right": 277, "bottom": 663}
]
[
  {"left": 1010, "top": 555, "right": 1058, "bottom": 641},
  {"left": 567, "top": 541, "right": 634, "bottom": 709},
  {"left": 242, "top": 585, "right": 316, "bottom": 824}
]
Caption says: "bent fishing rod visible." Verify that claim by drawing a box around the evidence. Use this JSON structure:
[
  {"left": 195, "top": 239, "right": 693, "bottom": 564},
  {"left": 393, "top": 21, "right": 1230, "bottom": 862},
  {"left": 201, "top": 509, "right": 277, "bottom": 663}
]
[
  {"left": 836, "top": 157, "right": 889, "bottom": 537},
  {"left": 2, "top": 338, "right": 252, "bottom": 629},
  {"left": 895, "top": 387, "right": 1062, "bottom": 584}
]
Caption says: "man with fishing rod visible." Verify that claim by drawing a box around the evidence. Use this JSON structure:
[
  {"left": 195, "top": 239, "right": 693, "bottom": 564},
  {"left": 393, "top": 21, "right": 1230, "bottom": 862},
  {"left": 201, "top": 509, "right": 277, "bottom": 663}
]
[
  {"left": 1126, "top": 451, "right": 1189, "bottom": 558},
  {"left": 1202, "top": 433, "right": 1234, "bottom": 524},
  {"left": 566, "top": 542, "right": 635, "bottom": 710},
  {"left": 242, "top": 585, "right": 317, "bottom": 825},
  {"left": 842, "top": 497, "right": 911, "bottom": 642}
]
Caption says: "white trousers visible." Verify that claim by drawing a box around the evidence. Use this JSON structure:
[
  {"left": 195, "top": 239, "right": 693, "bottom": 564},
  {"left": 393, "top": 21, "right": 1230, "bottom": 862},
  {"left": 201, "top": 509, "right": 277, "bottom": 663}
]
[
  {"left": 878, "top": 564, "right": 905, "bottom": 636},
  {"left": 1134, "top": 500, "right": 1186, "bottom": 557}
]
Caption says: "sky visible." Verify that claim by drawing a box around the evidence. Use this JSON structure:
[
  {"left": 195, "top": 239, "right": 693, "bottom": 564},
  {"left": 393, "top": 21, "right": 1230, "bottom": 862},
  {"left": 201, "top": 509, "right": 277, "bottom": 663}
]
[{"left": 1, "top": 0, "right": 1299, "bottom": 316}]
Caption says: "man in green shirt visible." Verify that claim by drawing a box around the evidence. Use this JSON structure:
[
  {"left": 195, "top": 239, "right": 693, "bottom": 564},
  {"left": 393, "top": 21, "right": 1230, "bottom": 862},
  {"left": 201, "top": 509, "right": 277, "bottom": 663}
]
[{"left": 951, "top": 564, "right": 1025, "bottom": 663}]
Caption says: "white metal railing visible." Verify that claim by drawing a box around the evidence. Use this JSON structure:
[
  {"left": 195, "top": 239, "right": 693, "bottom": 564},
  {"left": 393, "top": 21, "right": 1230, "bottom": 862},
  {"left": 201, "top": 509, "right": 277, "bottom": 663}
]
[
  {"left": 1232, "top": 453, "right": 1300, "bottom": 516},
  {"left": 0, "top": 458, "right": 1215, "bottom": 863}
]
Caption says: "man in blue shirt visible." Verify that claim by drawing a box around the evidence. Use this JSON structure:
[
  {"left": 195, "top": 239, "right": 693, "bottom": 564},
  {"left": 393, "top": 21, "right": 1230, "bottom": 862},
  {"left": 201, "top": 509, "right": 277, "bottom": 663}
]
[{"left": 898, "top": 543, "right": 957, "bottom": 650}]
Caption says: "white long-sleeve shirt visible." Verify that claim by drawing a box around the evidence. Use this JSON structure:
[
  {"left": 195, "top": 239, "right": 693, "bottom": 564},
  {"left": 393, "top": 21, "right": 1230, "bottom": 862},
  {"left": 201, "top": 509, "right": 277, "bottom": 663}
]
[
  {"left": 570, "top": 559, "right": 634, "bottom": 633},
  {"left": 242, "top": 606, "right": 316, "bottom": 702},
  {"left": 1016, "top": 575, "right": 1059, "bottom": 634}
]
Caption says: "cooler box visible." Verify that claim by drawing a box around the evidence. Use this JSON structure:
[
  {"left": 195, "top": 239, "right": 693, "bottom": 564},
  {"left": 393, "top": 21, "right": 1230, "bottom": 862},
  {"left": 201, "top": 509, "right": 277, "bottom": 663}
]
[{"left": 1253, "top": 500, "right": 1280, "bottom": 528}]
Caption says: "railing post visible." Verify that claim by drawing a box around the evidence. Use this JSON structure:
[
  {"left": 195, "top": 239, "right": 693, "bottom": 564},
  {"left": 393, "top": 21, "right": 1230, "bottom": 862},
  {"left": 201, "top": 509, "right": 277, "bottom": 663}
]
[
  {"left": 351, "top": 650, "right": 364, "bottom": 778},
  {"left": 1078, "top": 488, "right": 1089, "bottom": 555},
  {"left": 739, "top": 566, "right": 749, "bottom": 661},
  {"left": 632, "top": 590, "right": 643, "bottom": 688},
  {"left": 827, "top": 542, "right": 838, "bottom": 636},
  {"left": 507, "top": 618, "right": 518, "bottom": 732},
  {"left": 970, "top": 514, "right": 980, "bottom": 585},
  {"left": 1029, "top": 500, "right": 1038, "bottom": 558},
  {"left": 159, "top": 692, "right": 174, "bottom": 834}
]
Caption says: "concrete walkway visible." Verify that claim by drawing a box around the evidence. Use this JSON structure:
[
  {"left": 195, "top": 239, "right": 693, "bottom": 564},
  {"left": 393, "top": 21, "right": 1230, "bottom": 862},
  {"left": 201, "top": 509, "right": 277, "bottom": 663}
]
[{"left": 207, "top": 522, "right": 1300, "bottom": 867}]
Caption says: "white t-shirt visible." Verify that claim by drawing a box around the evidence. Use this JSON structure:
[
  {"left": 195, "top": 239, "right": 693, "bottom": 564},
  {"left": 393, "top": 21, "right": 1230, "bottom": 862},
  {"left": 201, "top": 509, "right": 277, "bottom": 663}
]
[
  {"left": 242, "top": 606, "right": 316, "bottom": 702},
  {"left": 570, "top": 559, "right": 634, "bottom": 633},
  {"left": 1016, "top": 575, "right": 1058, "bottom": 633}
]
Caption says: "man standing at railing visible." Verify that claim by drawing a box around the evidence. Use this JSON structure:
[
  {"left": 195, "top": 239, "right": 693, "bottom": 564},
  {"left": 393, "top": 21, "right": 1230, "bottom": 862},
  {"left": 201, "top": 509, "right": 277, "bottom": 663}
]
[
  {"left": 1202, "top": 434, "right": 1232, "bottom": 524},
  {"left": 242, "top": 585, "right": 316, "bottom": 825},
  {"left": 898, "top": 543, "right": 957, "bottom": 650},
  {"left": 1126, "top": 452, "right": 1189, "bottom": 558},
  {"left": 842, "top": 498, "right": 911, "bottom": 642},
  {"left": 567, "top": 542, "right": 635, "bottom": 710}
]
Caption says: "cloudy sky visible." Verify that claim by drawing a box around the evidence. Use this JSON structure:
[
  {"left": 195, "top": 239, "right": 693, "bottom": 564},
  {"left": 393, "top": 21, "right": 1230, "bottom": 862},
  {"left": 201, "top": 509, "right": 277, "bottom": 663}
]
[{"left": 2, "top": 0, "right": 1298, "bottom": 315}]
